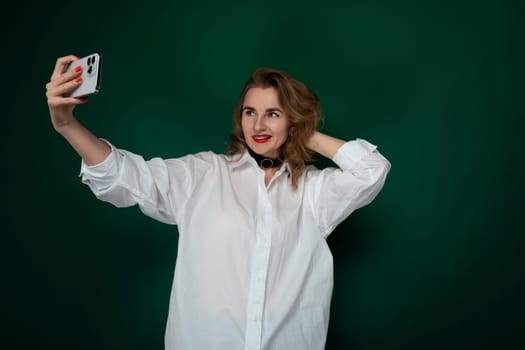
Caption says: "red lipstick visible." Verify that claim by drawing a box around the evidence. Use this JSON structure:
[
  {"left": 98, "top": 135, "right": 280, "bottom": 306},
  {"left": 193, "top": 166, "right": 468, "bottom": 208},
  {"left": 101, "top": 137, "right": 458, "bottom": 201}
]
[{"left": 252, "top": 134, "right": 271, "bottom": 143}]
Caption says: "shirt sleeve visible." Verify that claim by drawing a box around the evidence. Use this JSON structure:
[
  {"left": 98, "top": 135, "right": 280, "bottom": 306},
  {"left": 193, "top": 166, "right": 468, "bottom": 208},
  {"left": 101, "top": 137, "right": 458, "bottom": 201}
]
[
  {"left": 305, "top": 138, "right": 391, "bottom": 238},
  {"left": 78, "top": 140, "right": 209, "bottom": 225}
]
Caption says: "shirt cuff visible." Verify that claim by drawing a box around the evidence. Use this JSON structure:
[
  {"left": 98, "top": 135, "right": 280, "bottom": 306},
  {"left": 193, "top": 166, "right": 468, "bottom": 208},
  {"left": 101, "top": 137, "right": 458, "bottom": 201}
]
[
  {"left": 78, "top": 139, "right": 119, "bottom": 190},
  {"left": 332, "top": 138, "right": 377, "bottom": 169}
]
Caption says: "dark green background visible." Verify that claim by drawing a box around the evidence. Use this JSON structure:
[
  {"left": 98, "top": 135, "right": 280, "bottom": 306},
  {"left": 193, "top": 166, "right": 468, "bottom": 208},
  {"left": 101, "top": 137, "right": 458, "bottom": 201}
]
[{"left": 4, "top": 0, "right": 523, "bottom": 349}]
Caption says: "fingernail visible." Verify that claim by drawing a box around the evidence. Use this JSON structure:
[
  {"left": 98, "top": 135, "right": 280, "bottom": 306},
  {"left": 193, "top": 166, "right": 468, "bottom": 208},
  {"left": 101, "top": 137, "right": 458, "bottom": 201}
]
[
  {"left": 76, "top": 77, "right": 82, "bottom": 83},
  {"left": 75, "top": 66, "right": 82, "bottom": 72}
]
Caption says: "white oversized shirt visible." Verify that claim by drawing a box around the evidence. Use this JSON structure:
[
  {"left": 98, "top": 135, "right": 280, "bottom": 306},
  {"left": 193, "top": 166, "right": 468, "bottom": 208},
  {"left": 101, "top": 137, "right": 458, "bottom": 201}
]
[{"left": 79, "top": 138, "right": 390, "bottom": 350}]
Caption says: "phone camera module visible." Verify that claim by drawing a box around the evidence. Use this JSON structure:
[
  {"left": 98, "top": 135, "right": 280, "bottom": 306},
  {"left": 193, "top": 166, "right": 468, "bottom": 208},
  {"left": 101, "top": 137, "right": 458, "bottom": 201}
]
[{"left": 86, "top": 55, "right": 97, "bottom": 77}]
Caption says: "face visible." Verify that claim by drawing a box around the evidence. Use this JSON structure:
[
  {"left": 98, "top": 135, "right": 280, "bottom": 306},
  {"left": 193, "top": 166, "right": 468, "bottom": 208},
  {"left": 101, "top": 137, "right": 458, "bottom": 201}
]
[{"left": 241, "top": 87, "right": 290, "bottom": 159}]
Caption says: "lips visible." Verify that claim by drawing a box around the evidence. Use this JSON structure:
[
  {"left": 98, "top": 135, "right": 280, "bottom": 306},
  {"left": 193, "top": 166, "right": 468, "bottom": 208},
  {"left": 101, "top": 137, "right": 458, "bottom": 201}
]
[{"left": 252, "top": 134, "right": 272, "bottom": 143}]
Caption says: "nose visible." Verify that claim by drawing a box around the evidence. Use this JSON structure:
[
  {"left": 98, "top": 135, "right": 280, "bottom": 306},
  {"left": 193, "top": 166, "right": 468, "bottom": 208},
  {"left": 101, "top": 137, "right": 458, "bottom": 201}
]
[{"left": 253, "top": 116, "right": 266, "bottom": 132}]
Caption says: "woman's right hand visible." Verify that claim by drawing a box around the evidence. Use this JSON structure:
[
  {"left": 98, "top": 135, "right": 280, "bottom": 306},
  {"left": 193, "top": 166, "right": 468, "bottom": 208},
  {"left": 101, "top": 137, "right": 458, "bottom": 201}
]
[{"left": 45, "top": 55, "right": 89, "bottom": 130}]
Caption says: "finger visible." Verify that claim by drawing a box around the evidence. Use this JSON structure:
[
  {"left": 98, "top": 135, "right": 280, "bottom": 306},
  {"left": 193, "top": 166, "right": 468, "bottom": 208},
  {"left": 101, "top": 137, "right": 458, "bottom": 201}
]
[
  {"left": 50, "top": 55, "right": 80, "bottom": 81},
  {"left": 46, "top": 75, "right": 83, "bottom": 97},
  {"left": 48, "top": 64, "right": 83, "bottom": 90},
  {"left": 75, "top": 96, "right": 89, "bottom": 104},
  {"left": 47, "top": 95, "right": 89, "bottom": 109}
]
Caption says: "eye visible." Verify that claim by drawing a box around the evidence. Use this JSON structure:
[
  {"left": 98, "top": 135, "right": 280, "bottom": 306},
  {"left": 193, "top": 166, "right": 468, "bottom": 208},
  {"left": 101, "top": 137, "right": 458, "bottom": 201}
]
[
  {"left": 268, "top": 112, "right": 280, "bottom": 118},
  {"left": 244, "top": 109, "right": 256, "bottom": 117}
]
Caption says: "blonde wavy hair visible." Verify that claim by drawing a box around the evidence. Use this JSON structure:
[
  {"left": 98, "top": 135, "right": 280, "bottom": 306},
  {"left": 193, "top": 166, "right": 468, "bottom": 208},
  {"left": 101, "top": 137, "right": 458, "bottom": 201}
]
[{"left": 225, "top": 68, "right": 323, "bottom": 189}]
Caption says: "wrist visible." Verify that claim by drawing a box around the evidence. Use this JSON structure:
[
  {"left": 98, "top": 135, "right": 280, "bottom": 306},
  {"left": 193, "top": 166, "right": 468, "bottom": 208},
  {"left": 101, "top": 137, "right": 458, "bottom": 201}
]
[
  {"left": 53, "top": 115, "right": 78, "bottom": 134},
  {"left": 306, "top": 131, "right": 345, "bottom": 159},
  {"left": 306, "top": 131, "right": 321, "bottom": 151}
]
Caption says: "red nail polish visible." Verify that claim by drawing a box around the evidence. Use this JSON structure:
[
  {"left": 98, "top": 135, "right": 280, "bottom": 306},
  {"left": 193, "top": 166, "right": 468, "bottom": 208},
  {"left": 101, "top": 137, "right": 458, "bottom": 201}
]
[
  {"left": 75, "top": 66, "right": 82, "bottom": 72},
  {"left": 76, "top": 77, "right": 82, "bottom": 83}
]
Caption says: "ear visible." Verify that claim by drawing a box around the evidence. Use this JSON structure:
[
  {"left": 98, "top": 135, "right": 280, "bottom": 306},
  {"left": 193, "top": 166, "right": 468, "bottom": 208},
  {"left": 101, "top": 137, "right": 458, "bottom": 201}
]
[{"left": 288, "top": 126, "right": 296, "bottom": 135}]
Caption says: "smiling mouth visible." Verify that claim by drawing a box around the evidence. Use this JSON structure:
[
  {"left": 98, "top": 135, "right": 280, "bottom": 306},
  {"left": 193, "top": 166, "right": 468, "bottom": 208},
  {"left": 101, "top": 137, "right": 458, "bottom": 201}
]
[{"left": 252, "top": 135, "right": 272, "bottom": 143}]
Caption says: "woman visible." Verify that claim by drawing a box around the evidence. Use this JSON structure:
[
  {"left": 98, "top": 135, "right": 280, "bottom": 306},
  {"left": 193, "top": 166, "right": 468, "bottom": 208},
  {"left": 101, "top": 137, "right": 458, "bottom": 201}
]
[{"left": 46, "top": 55, "right": 391, "bottom": 350}]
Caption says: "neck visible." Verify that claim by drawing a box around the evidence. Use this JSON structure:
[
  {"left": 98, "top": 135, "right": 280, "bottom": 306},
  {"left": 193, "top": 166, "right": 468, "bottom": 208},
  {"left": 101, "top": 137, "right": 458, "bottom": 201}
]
[{"left": 247, "top": 148, "right": 282, "bottom": 169}]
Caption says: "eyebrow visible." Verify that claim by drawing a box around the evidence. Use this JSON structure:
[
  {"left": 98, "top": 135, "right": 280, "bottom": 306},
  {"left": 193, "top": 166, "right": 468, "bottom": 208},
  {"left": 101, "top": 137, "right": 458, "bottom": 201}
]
[{"left": 242, "top": 106, "right": 283, "bottom": 113}]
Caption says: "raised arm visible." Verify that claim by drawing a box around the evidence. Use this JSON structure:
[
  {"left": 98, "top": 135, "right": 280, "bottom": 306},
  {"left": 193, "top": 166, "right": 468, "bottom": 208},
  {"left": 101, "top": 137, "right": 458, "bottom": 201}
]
[
  {"left": 305, "top": 131, "right": 391, "bottom": 237},
  {"left": 46, "top": 55, "right": 111, "bottom": 165},
  {"left": 306, "top": 131, "right": 345, "bottom": 159}
]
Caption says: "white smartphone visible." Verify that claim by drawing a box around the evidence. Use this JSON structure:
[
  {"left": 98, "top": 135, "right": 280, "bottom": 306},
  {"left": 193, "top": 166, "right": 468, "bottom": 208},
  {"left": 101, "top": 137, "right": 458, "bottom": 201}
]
[{"left": 64, "top": 53, "right": 102, "bottom": 98}]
